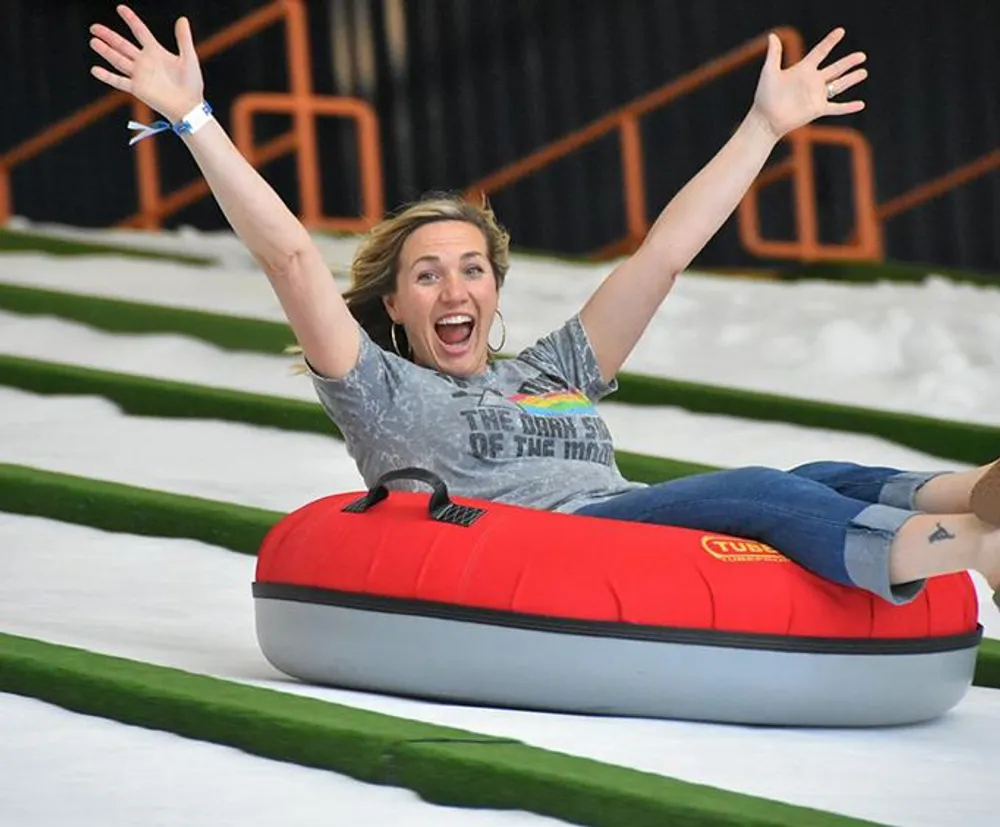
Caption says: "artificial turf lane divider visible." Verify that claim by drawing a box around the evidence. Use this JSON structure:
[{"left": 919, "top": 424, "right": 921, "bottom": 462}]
[
  {"left": 0, "top": 355, "right": 713, "bottom": 485},
  {"left": 3, "top": 283, "right": 998, "bottom": 465},
  {"left": 611, "top": 371, "right": 1000, "bottom": 467},
  {"left": 0, "top": 633, "right": 888, "bottom": 827},
  {"left": 0, "top": 227, "right": 215, "bottom": 266},
  {"left": 974, "top": 638, "right": 1000, "bottom": 688},
  {"left": 2, "top": 461, "right": 999, "bottom": 692},
  {"left": 0, "top": 282, "right": 291, "bottom": 354},
  {"left": 0, "top": 463, "right": 280, "bottom": 556},
  {"left": 0, "top": 352, "right": 345, "bottom": 438}
]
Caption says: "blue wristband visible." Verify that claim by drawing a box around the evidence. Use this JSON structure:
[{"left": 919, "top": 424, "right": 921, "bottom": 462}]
[
  {"left": 171, "top": 101, "right": 214, "bottom": 136},
  {"left": 127, "top": 101, "right": 214, "bottom": 147}
]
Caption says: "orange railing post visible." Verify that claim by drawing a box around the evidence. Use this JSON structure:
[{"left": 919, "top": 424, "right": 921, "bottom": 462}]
[
  {"left": 0, "top": 168, "right": 10, "bottom": 227},
  {"left": 131, "top": 101, "right": 162, "bottom": 230},
  {"left": 0, "top": 1, "right": 290, "bottom": 228},
  {"left": 464, "top": 27, "right": 820, "bottom": 261},
  {"left": 232, "top": 92, "right": 384, "bottom": 232},
  {"left": 460, "top": 25, "right": 995, "bottom": 266},
  {"left": 0, "top": 0, "right": 383, "bottom": 235},
  {"left": 282, "top": 0, "right": 322, "bottom": 225},
  {"left": 619, "top": 115, "right": 648, "bottom": 251},
  {"left": 733, "top": 26, "right": 882, "bottom": 263},
  {"left": 4, "top": 5, "right": 995, "bottom": 264},
  {"left": 739, "top": 125, "right": 883, "bottom": 261}
]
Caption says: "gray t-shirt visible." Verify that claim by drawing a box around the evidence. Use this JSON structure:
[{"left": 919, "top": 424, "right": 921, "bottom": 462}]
[{"left": 309, "top": 313, "right": 645, "bottom": 513}]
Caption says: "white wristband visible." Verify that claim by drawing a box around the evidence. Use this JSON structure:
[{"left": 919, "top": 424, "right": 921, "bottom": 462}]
[{"left": 172, "top": 101, "right": 214, "bottom": 137}]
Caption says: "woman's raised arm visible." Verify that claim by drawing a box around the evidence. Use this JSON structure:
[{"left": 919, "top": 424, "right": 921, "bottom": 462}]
[
  {"left": 90, "top": 5, "right": 360, "bottom": 379},
  {"left": 578, "top": 28, "right": 868, "bottom": 383}
]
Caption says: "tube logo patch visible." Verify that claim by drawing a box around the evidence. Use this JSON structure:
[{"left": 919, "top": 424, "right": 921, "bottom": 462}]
[{"left": 701, "top": 536, "right": 790, "bottom": 563}]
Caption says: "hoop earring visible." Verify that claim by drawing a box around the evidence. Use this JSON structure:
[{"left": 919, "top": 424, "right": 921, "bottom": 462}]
[
  {"left": 390, "top": 322, "right": 407, "bottom": 358},
  {"left": 488, "top": 309, "right": 507, "bottom": 354}
]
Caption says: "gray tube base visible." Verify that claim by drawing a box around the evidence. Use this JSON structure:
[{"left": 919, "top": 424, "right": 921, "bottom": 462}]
[{"left": 254, "top": 598, "right": 979, "bottom": 727}]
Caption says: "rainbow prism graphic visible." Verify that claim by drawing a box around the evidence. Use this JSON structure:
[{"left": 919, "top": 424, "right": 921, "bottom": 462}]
[{"left": 507, "top": 389, "right": 596, "bottom": 417}]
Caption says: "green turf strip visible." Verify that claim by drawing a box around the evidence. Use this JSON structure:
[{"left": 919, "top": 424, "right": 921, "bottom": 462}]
[
  {"left": 2, "top": 462, "right": 999, "bottom": 692},
  {"left": 0, "top": 633, "right": 886, "bottom": 827},
  {"left": 974, "top": 638, "right": 1000, "bottom": 688},
  {"left": 779, "top": 260, "right": 1000, "bottom": 289},
  {"left": 0, "top": 463, "right": 279, "bottom": 555},
  {"left": 0, "top": 282, "right": 290, "bottom": 353},
  {"left": 2, "top": 283, "right": 997, "bottom": 464},
  {"left": 0, "top": 227, "right": 214, "bottom": 266},
  {"left": 0, "top": 352, "right": 344, "bottom": 437},
  {"left": 611, "top": 371, "right": 1000, "bottom": 466},
  {"left": 4, "top": 220, "right": 996, "bottom": 287},
  {"left": 0, "top": 354, "right": 712, "bottom": 484}
]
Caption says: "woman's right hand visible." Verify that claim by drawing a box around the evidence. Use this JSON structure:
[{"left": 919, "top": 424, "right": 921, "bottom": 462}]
[
  {"left": 90, "top": 4, "right": 204, "bottom": 124},
  {"left": 89, "top": 5, "right": 361, "bottom": 381}
]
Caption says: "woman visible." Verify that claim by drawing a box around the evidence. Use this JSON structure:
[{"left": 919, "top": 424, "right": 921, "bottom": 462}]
[{"left": 90, "top": 5, "right": 1000, "bottom": 608}]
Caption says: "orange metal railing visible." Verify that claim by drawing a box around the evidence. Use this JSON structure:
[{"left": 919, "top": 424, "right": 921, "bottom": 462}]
[
  {"left": 739, "top": 123, "right": 882, "bottom": 261},
  {"left": 460, "top": 23, "right": 998, "bottom": 265},
  {"left": 876, "top": 148, "right": 1000, "bottom": 224},
  {"left": 1, "top": 6, "right": 996, "bottom": 265},
  {"left": 0, "top": 0, "right": 383, "bottom": 233},
  {"left": 462, "top": 26, "right": 884, "bottom": 263},
  {"left": 231, "top": 93, "right": 383, "bottom": 233}
]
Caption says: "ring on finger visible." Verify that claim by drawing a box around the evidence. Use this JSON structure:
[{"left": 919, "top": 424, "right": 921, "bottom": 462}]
[{"left": 826, "top": 81, "right": 837, "bottom": 100}]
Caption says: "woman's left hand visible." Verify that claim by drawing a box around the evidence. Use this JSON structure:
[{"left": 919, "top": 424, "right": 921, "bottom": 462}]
[{"left": 752, "top": 28, "right": 867, "bottom": 140}]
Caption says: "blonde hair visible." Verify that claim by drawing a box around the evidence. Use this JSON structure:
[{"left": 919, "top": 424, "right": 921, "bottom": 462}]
[
  {"left": 288, "top": 193, "right": 510, "bottom": 370},
  {"left": 344, "top": 192, "right": 510, "bottom": 356}
]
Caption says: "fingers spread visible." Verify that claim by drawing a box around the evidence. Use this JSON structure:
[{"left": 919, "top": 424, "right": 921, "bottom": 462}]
[
  {"left": 823, "top": 51, "right": 867, "bottom": 81},
  {"left": 89, "top": 23, "right": 140, "bottom": 60},
  {"left": 90, "top": 65, "right": 132, "bottom": 94},
  {"left": 831, "top": 68, "right": 868, "bottom": 96},
  {"left": 805, "top": 27, "right": 845, "bottom": 67},
  {"left": 829, "top": 100, "right": 866, "bottom": 116},
  {"left": 116, "top": 4, "right": 157, "bottom": 48},
  {"left": 175, "top": 16, "right": 196, "bottom": 59},
  {"left": 90, "top": 36, "right": 134, "bottom": 76}
]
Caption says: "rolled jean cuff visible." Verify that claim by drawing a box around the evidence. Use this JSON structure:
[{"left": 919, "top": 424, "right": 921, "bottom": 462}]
[
  {"left": 845, "top": 503, "right": 925, "bottom": 605},
  {"left": 879, "top": 470, "right": 947, "bottom": 510}
]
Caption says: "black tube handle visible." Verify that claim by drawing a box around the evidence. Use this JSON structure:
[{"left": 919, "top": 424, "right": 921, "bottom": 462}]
[
  {"left": 347, "top": 467, "right": 450, "bottom": 513},
  {"left": 341, "top": 467, "right": 485, "bottom": 527}
]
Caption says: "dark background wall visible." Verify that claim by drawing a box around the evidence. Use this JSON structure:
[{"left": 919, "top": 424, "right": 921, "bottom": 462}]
[{"left": 2, "top": 0, "right": 998, "bottom": 272}]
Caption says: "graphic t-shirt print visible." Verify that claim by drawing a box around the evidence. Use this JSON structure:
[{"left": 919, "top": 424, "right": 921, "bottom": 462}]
[{"left": 455, "top": 375, "right": 615, "bottom": 465}]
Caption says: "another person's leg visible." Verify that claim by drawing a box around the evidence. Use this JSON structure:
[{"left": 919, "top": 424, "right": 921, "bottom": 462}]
[
  {"left": 788, "top": 459, "right": 1000, "bottom": 516},
  {"left": 574, "top": 466, "right": 1000, "bottom": 606}
]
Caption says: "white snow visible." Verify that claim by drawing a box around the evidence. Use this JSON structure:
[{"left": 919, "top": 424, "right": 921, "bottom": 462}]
[
  {"left": 2, "top": 221, "right": 999, "bottom": 827},
  {"left": 1, "top": 513, "right": 997, "bottom": 827},
  {"left": 2, "top": 222, "right": 999, "bottom": 426},
  {"left": 2, "top": 692, "right": 564, "bottom": 827}
]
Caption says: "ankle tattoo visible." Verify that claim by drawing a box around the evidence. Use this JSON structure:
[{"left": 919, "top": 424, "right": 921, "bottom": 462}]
[{"left": 928, "top": 522, "right": 956, "bottom": 543}]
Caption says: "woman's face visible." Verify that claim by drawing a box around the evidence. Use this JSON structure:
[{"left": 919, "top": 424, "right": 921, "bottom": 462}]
[{"left": 383, "top": 220, "right": 499, "bottom": 376}]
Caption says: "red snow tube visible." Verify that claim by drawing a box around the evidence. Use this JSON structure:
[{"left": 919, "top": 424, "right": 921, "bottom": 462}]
[
  {"left": 252, "top": 468, "right": 982, "bottom": 726},
  {"left": 255, "top": 469, "right": 977, "bottom": 639}
]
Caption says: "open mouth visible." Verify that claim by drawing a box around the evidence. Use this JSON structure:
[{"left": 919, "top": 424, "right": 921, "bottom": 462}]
[{"left": 435, "top": 314, "right": 475, "bottom": 349}]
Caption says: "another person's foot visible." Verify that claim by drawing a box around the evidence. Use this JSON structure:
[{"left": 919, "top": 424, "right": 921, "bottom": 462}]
[
  {"left": 970, "top": 459, "right": 1000, "bottom": 526},
  {"left": 976, "top": 521, "right": 1000, "bottom": 610}
]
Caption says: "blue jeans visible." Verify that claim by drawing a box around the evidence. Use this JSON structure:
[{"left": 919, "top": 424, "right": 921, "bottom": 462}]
[{"left": 573, "top": 461, "right": 943, "bottom": 604}]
